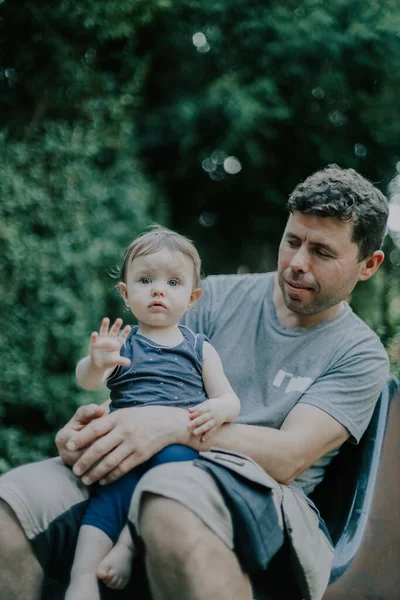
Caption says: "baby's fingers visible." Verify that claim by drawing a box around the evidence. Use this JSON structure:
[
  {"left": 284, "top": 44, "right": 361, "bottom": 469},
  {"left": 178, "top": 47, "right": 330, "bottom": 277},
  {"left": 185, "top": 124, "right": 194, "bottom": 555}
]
[
  {"left": 109, "top": 318, "right": 124, "bottom": 337},
  {"left": 188, "top": 411, "right": 211, "bottom": 430},
  {"left": 116, "top": 356, "right": 131, "bottom": 367},
  {"left": 117, "top": 325, "right": 131, "bottom": 346},
  {"left": 192, "top": 418, "right": 215, "bottom": 437},
  {"left": 90, "top": 331, "right": 99, "bottom": 345},
  {"left": 201, "top": 427, "right": 217, "bottom": 443},
  {"left": 99, "top": 317, "right": 111, "bottom": 337},
  {"left": 188, "top": 401, "right": 210, "bottom": 419}
]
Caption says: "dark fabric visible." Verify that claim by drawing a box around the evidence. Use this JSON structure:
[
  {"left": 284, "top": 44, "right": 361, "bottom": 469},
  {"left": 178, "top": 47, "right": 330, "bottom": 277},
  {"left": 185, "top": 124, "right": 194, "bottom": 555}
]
[
  {"left": 193, "top": 458, "right": 285, "bottom": 574},
  {"left": 32, "top": 500, "right": 88, "bottom": 582},
  {"left": 251, "top": 538, "right": 303, "bottom": 600}
]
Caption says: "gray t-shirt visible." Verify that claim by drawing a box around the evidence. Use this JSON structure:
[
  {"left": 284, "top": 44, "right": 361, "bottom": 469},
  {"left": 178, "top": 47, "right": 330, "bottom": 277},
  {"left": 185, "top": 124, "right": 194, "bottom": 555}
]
[{"left": 181, "top": 272, "right": 389, "bottom": 495}]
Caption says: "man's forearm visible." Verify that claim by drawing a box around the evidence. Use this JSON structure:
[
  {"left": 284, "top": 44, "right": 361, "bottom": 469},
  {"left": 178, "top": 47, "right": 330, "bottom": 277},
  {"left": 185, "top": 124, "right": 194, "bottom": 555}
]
[{"left": 193, "top": 422, "right": 303, "bottom": 484}]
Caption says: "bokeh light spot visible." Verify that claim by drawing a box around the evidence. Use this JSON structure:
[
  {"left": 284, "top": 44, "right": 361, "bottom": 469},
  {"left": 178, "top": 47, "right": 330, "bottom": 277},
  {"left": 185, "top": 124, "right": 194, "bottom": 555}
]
[
  {"left": 328, "top": 110, "right": 347, "bottom": 126},
  {"left": 388, "top": 202, "right": 400, "bottom": 233},
  {"left": 192, "top": 32, "right": 207, "bottom": 48},
  {"left": 311, "top": 87, "right": 325, "bottom": 100},
  {"left": 223, "top": 156, "right": 242, "bottom": 174},
  {"left": 211, "top": 150, "right": 226, "bottom": 165},
  {"left": 202, "top": 158, "right": 216, "bottom": 173},
  {"left": 354, "top": 143, "right": 367, "bottom": 158},
  {"left": 199, "top": 212, "right": 217, "bottom": 227}
]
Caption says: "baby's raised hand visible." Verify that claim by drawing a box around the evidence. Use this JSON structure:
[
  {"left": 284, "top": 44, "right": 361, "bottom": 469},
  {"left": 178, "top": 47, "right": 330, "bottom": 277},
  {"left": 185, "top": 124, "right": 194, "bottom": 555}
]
[
  {"left": 188, "top": 399, "right": 227, "bottom": 443},
  {"left": 90, "top": 318, "right": 131, "bottom": 372}
]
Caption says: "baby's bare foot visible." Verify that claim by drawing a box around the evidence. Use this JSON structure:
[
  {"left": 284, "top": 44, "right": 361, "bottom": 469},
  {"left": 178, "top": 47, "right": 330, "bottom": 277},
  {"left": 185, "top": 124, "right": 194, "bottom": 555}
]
[{"left": 97, "top": 536, "right": 135, "bottom": 590}]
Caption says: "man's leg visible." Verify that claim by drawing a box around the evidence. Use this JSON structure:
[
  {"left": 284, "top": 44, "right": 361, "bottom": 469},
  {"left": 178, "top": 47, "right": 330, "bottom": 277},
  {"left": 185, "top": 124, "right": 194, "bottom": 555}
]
[
  {"left": 0, "top": 457, "right": 90, "bottom": 599},
  {"left": 0, "top": 499, "right": 43, "bottom": 600},
  {"left": 140, "top": 494, "right": 253, "bottom": 600}
]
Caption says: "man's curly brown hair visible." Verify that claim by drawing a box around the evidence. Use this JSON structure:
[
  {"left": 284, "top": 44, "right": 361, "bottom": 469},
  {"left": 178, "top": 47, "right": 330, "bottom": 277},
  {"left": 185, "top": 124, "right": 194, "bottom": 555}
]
[{"left": 287, "top": 164, "right": 389, "bottom": 260}]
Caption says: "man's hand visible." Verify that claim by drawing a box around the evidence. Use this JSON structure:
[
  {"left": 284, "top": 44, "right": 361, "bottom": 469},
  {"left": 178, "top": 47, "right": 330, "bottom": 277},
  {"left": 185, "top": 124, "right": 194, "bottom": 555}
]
[
  {"left": 55, "top": 403, "right": 108, "bottom": 466},
  {"left": 65, "top": 405, "right": 191, "bottom": 486}
]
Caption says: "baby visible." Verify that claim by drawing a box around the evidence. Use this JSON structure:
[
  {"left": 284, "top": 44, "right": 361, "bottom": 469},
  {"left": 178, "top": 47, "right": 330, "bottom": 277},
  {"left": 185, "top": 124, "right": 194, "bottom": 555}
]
[{"left": 65, "top": 225, "right": 240, "bottom": 599}]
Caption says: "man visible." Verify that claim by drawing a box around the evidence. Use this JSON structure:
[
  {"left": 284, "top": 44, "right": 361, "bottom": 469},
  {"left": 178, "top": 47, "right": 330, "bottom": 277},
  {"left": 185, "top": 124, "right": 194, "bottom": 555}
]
[{"left": 0, "top": 165, "right": 390, "bottom": 600}]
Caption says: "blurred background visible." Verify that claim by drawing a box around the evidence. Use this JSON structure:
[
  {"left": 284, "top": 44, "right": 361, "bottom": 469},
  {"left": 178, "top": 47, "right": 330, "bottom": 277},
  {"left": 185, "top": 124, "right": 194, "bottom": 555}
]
[{"left": 0, "top": 0, "right": 399, "bottom": 471}]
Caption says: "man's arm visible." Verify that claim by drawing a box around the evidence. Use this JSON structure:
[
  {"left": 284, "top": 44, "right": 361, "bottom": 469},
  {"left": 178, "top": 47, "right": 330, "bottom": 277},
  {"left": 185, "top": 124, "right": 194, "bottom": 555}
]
[
  {"left": 59, "top": 398, "right": 348, "bottom": 486},
  {"left": 205, "top": 403, "right": 350, "bottom": 484}
]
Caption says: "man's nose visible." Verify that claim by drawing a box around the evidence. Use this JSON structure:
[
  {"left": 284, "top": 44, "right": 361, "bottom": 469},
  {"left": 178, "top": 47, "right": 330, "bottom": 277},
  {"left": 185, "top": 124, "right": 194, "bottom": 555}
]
[{"left": 289, "top": 246, "right": 310, "bottom": 272}]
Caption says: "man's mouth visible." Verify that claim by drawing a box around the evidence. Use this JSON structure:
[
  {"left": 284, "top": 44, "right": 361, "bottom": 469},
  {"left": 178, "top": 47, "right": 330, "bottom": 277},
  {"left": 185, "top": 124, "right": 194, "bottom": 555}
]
[{"left": 285, "top": 279, "right": 314, "bottom": 291}]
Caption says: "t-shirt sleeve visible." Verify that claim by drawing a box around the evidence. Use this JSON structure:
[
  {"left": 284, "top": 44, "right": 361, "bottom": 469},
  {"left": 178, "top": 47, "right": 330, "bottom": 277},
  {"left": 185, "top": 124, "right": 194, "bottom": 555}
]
[{"left": 298, "top": 337, "right": 390, "bottom": 444}]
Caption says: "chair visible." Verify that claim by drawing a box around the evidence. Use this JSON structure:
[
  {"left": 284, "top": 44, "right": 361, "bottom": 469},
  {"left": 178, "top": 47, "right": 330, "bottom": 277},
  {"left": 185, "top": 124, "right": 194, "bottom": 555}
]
[{"left": 309, "top": 375, "right": 400, "bottom": 598}]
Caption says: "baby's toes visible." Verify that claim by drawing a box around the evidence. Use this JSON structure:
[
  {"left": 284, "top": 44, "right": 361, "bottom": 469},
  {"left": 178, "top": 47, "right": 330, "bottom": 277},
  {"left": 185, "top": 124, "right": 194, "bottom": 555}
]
[{"left": 106, "top": 571, "right": 127, "bottom": 590}]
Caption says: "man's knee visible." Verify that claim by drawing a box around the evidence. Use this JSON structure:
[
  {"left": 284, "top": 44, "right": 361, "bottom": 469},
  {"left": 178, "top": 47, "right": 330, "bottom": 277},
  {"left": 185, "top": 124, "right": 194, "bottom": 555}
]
[
  {"left": 0, "top": 499, "right": 30, "bottom": 548},
  {"left": 0, "top": 498, "right": 42, "bottom": 576},
  {"left": 139, "top": 493, "right": 209, "bottom": 557},
  {"left": 139, "top": 494, "right": 253, "bottom": 600}
]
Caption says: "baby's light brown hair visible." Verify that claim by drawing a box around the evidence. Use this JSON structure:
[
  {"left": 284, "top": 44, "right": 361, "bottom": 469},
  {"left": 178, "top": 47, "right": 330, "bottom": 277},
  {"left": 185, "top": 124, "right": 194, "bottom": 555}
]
[{"left": 120, "top": 224, "right": 202, "bottom": 289}]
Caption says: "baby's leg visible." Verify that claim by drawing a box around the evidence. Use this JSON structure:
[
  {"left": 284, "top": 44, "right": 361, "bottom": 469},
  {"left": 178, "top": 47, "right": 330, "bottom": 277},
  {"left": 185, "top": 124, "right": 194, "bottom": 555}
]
[
  {"left": 96, "top": 446, "right": 198, "bottom": 590},
  {"left": 67, "top": 468, "right": 143, "bottom": 596},
  {"left": 65, "top": 524, "right": 113, "bottom": 600},
  {"left": 149, "top": 444, "right": 199, "bottom": 468},
  {"left": 97, "top": 523, "right": 135, "bottom": 589}
]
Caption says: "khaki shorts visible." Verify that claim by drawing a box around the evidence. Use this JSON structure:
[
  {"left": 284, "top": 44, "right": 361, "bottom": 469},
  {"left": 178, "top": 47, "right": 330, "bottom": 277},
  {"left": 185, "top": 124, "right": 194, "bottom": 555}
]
[
  {"left": 130, "top": 450, "right": 334, "bottom": 600},
  {"left": 0, "top": 456, "right": 232, "bottom": 548},
  {"left": 0, "top": 451, "right": 333, "bottom": 600}
]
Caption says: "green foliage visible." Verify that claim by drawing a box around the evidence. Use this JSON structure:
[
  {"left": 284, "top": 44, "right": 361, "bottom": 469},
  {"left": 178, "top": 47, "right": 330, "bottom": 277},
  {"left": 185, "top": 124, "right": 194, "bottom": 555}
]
[
  {"left": 0, "top": 124, "right": 167, "bottom": 472},
  {"left": 129, "top": 0, "right": 400, "bottom": 272},
  {"left": 0, "top": 0, "right": 399, "bottom": 467}
]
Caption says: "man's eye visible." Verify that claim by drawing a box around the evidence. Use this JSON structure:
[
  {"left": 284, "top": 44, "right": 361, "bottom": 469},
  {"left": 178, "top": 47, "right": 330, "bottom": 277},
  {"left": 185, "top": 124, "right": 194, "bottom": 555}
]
[
  {"left": 287, "top": 239, "right": 300, "bottom": 248},
  {"left": 315, "top": 250, "right": 331, "bottom": 259},
  {"left": 140, "top": 276, "right": 152, "bottom": 284},
  {"left": 168, "top": 279, "right": 179, "bottom": 287}
]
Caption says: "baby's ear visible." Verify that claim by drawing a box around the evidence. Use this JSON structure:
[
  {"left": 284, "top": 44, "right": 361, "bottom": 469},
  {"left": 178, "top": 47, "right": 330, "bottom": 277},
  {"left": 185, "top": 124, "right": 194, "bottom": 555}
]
[
  {"left": 117, "top": 282, "right": 129, "bottom": 306},
  {"left": 190, "top": 288, "right": 202, "bottom": 305}
]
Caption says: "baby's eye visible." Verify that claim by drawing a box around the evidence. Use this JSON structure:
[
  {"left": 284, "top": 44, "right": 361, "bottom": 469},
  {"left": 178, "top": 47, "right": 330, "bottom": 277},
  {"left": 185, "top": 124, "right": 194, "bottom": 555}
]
[
  {"left": 140, "top": 276, "right": 152, "bottom": 285},
  {"left": 168, "top": 279, "right": 180, "bottom": 287}
]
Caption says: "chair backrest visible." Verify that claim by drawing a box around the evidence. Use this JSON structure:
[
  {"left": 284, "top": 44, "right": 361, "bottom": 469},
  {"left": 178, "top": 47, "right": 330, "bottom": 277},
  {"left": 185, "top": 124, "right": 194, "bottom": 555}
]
[{"left": 309, "top": 376, "right": 399, "bottom": 583}]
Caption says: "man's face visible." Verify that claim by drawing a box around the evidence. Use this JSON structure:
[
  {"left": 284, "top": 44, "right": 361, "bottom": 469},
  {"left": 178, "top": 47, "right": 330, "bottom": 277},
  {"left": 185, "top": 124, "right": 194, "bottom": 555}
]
[{"left": 277, "top": 212, "right": 366, "bottom": 317}]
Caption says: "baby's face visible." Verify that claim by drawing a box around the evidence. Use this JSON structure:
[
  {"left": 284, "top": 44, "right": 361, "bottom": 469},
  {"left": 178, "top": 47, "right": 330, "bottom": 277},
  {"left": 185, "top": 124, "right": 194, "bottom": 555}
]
[{"left": 119, "top": 247, "right": 200, "bottom": 329}]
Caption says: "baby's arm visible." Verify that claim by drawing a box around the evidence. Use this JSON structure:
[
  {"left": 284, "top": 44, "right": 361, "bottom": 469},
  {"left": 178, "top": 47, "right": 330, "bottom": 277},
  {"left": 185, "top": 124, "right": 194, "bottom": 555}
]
[
  {"left": 188, "top": 341, "right": 240, "bottom": 442},
  {"left": 76, "top": 318, "right": 131, "bottom": 390}
]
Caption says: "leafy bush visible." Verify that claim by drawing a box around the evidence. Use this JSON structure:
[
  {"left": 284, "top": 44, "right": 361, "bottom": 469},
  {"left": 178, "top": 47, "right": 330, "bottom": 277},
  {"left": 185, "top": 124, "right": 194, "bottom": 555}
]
[{"left": 0, "top": 123, "right": 167, "bottom": 471}]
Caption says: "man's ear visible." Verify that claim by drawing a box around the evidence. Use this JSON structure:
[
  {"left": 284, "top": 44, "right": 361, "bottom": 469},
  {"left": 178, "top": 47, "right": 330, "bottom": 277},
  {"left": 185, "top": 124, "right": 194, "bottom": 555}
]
[
  {"left": 117, "top": 282, "right": 130, "bottom": 307},
  {"left": 358, "top": 250, "right": 385, "bottom": 281},
  {"left": 189, "top": 288, "right": 202, "bottom": 308}
]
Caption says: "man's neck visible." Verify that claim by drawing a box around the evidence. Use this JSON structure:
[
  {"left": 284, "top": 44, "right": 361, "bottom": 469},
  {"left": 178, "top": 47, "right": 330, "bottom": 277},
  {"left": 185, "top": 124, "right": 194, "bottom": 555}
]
[{"left": 272, "top": 277, "right": 346, "bottom": 329}]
